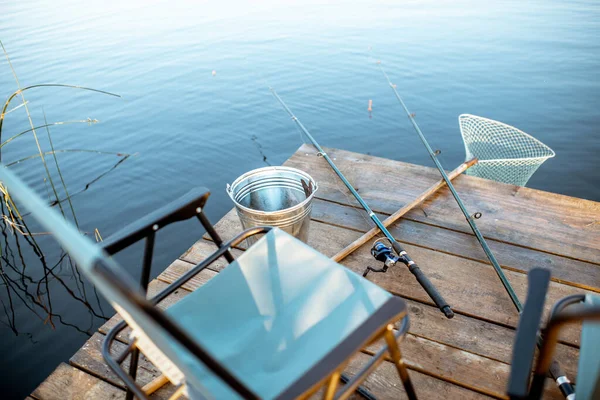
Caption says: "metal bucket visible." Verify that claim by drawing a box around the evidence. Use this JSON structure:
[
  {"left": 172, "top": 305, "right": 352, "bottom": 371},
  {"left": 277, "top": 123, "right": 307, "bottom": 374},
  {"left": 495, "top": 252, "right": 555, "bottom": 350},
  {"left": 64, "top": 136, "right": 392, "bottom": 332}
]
[{"left": 226, "top": 166, "right": 318, "bottom": 245}]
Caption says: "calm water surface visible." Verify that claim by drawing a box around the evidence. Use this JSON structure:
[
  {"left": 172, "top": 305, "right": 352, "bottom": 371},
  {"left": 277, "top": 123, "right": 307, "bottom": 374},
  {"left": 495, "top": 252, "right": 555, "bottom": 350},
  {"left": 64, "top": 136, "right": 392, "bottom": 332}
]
[{"left": 1, "top": 0, "right": 599, "bottom": 397}]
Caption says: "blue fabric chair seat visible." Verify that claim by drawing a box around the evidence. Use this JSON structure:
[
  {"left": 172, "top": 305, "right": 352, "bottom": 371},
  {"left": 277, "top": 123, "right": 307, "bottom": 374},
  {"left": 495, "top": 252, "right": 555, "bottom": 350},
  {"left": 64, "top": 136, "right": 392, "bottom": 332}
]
[{"left": 166, "top": 228, "right": 397, "bottom": 399}]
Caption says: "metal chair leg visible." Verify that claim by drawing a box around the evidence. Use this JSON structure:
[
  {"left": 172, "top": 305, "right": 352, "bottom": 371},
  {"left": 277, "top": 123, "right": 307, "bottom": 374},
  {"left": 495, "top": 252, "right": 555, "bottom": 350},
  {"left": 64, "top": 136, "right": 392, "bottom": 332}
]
[
  {"left": 197, "top": 212, "right": 234, "bottom": 263},
  {"left": 125, "top": 348, "right": 140, "bottom": 400},
  {"left": 125, "top": 234, "right": 156, "bottom": 400},
  {"left": 384, "top": 324, "right": 417, "bottom": 400}
]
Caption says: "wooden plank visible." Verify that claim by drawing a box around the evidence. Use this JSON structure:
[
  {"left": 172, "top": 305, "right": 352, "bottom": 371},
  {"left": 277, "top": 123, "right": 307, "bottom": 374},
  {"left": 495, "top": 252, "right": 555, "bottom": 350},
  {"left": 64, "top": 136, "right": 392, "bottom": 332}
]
[
  {"left": 342, "top": 240, "right": 588, "bottom": 346},
  {"left": 310, "top": 198, "right": 600, "bottom": 291},
  {"left": 156, "top": 259, "right": 218, "bottom": 291},
  {"left": 403, "top": 299, "right": 578, "bottom": 380},
  {"left": 31, "top": 363, "right": 123, "bottom": 400},
  {"left": 371, "top": 328, "right": 507, "bottom": 398},
  {"left": 197, "top": 207, "right": 590, "bottom": 346},
  {"left": 284, "top": 145, "right": 600, "bottom": 265},
  {"left": 201, "top": 208, "right": 361, "bottom": 255},
  {"left": 344, "top": 352, "right": 492, "bottom": 400},
  {"left": 182, "top": 234, "right": 246, "bottom": 271},
  {"left": 363, "top": 337, "right": 571, "bottom": 400}
]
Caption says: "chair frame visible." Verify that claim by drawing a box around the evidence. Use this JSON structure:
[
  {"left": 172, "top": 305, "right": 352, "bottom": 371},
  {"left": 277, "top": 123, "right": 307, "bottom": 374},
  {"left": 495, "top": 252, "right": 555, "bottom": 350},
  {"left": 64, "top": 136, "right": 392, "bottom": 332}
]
[
  {"left": 527, "top": 296, "right": 600, "bottom": 399},
  {"left": 100, "top": 189, "right": 416, "bottom": 400},
  {"left": 507, "top": 269, "right": 600, "bottom": 400}
]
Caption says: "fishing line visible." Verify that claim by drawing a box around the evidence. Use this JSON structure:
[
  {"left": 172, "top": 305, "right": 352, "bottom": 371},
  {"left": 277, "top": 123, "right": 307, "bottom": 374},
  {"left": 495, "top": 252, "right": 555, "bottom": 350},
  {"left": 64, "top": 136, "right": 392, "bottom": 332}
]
[{"left": 374, "top": 56, "right": 576, "bottom": 399}]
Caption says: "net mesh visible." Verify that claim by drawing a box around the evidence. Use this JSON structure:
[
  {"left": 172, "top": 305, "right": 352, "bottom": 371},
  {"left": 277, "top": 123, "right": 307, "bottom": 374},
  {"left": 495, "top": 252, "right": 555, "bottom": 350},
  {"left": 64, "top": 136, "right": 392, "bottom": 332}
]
[{"left": 458, "top": 114, "right": 555, "bottom": 187}]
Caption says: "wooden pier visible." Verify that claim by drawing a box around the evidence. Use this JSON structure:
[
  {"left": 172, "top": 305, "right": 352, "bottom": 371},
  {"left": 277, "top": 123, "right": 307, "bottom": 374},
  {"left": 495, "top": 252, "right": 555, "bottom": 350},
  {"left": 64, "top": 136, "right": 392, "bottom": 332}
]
[{"left": 31, "top": 144, "right": 600, "bottom": 399}]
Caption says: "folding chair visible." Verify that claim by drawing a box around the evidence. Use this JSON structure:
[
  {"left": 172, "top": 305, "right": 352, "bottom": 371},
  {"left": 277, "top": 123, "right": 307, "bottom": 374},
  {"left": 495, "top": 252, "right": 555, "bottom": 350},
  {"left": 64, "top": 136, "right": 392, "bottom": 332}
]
[
  {"left": 507, "top": 268, "right": 600, "bottom": 400},
  {"left": 0, "top": 165, "right": 417, "bottom": 400},
  {"left": 458, "top": 114, "right": 555, "bottom": 186}
]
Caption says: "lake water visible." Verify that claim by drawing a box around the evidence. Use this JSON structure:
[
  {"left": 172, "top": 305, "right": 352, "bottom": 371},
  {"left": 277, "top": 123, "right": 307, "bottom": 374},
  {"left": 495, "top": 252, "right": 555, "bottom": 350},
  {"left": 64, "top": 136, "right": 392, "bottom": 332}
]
[{"left": 1, "top": 0, "right": 598, "bottom": 397}]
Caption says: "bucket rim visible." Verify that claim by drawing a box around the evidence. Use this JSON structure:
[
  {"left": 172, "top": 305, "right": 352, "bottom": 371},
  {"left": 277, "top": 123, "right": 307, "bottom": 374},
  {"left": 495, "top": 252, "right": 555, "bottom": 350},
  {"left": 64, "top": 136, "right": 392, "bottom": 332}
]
[{"left": 226, "top": 166, "right": 318, "bottom": 216}]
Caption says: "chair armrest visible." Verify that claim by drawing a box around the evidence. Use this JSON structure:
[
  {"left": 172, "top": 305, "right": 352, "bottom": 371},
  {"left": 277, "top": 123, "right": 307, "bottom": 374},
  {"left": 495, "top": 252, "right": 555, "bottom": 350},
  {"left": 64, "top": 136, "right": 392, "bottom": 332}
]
[
  {"left": 507, "top": 268, "right": 551, "bottom": 399},
  {"left": 102, "top": 187, "right": 210, "bottom": 255}
]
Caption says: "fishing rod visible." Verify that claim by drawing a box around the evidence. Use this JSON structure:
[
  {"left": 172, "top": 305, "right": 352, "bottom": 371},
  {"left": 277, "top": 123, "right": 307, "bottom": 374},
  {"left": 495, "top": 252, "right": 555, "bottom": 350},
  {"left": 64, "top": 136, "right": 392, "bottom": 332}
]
[
  {"left": 376, "top": 61, "right": 575, "bottom": 399},
  {"left": 269, "top": 87, "right": 454, "bottom": 320}
]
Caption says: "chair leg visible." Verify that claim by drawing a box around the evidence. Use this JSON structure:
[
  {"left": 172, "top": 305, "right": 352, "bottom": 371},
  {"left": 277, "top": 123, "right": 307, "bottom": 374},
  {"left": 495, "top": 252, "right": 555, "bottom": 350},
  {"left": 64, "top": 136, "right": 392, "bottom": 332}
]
[
  {"left": 125, "top": 348, "right": 141, "bottom": 400},
  {"left": 384, "top": 324, "right": 417, "bottom": 400},
  {"left": 142, "top": 374, "right": 170, "bottom": 396},
  {"left": 324, "top": 370, "right": 341, "bottom": 400}
]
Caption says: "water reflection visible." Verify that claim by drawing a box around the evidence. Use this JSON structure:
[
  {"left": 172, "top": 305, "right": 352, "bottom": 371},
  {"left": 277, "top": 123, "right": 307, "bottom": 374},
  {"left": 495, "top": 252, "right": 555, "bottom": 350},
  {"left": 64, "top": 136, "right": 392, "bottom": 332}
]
[
  {"left": 0, "top": 156, "right": 131, "bottom": 339},
  {"left": 0, "top": 42, "right": 129, "bottom": 340}
]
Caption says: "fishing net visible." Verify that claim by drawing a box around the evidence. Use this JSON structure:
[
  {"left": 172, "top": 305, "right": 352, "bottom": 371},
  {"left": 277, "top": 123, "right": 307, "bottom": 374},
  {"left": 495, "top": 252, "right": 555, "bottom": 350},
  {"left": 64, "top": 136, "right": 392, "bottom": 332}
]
[{"left": 458, "top": 114, "right": 555, "bottom": 187}]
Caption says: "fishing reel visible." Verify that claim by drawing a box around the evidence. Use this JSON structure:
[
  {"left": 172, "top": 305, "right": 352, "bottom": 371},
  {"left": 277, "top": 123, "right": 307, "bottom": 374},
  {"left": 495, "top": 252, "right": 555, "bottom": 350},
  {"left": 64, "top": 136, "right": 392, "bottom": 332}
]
[{"left": 363, "top": 241, "right": 402, "bottom": 277}]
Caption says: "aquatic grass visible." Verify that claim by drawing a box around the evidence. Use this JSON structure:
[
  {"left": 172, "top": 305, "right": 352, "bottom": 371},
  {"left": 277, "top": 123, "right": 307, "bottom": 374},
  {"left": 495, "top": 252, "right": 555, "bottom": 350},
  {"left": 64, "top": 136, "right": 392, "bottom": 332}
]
[
  {"left": 0, "top": 120, "right": 99, "bottom": 149},
  {"left": 4, "top": 101, "right": 29, "bottom": 115},
  {"left": 0, "top": 40, "right": 127, "bottom": 337},
  {"left": 43, "top": 111, "right": 77, "bottom": 226},
  {"left": 6, "top": 149, "right": 131, "bottom": 166},
  {"left": 94, "top": 228, "right": 103, "bottom": 242},
  {"left": 0, "top": 84, "right": 119, "bottom": 149}
]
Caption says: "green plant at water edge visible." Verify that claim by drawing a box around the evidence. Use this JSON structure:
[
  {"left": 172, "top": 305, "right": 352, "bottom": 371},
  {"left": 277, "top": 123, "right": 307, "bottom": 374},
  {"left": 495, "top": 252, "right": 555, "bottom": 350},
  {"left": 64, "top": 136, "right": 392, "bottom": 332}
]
[{"left": 0, "top": 40, "right": 131, "bottom": 338}]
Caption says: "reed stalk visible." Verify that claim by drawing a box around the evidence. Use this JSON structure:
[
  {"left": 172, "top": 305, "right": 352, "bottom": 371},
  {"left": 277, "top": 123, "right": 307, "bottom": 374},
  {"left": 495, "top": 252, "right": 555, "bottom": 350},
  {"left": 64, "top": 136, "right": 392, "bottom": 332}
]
[{"left": 0, "top": 40, "right": 126, "bottom": 336}]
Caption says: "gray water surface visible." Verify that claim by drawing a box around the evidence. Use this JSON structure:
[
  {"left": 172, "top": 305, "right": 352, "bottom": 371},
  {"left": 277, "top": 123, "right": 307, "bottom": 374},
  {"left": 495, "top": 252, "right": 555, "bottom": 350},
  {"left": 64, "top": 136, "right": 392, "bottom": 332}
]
[{"left": 0, "top": 0, "right": 599, "bottom": 397}]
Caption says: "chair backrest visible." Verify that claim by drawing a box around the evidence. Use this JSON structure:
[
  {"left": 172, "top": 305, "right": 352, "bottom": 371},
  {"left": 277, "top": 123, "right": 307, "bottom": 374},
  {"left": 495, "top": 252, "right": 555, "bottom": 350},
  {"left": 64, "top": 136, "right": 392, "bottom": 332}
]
[
  {"left": 0, "top": 165, "right": 235, "bottom": 395},
  {"left": 458, "top": 114, "right": 555, "bottom": 186},
  {"left": 576, "top": 294, "right": 600, "bottom": 399}
]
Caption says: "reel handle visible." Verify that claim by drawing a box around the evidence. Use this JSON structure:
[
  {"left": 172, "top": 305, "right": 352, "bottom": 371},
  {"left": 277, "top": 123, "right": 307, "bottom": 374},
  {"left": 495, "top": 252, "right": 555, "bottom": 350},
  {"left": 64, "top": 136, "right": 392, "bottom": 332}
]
[{"left": 391, "top": 242, "right": 454, "bottom": 319}]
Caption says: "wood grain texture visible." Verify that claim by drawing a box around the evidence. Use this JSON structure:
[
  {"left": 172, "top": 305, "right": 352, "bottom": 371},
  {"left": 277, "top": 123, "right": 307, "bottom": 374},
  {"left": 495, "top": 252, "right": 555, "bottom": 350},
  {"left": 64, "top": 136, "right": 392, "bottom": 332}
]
[
  {"left": 31, "top": 363, "right": 123, "bottom": 400},
  {"left": 309, "top": 198, "right": 600, "bottom": 291},
  {"left": 284, "top": 145, "right": 600, "bottom": 265},
  {"left": 345, "top": 352, "right": 492, "bottom": 400},
  {"left": 156, "top": 259, "right": 218, "bottom": 291},
  {"left": 331, "top": 158, "right": 477, "bottom": 263}
]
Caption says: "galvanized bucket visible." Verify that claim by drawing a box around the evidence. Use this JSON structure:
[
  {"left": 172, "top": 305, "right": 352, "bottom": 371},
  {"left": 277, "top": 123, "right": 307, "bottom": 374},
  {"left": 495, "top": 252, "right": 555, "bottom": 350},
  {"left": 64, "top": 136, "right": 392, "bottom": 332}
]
[{"left": 226, "top": 166, "right": 318, "bottom": 245}]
